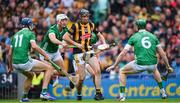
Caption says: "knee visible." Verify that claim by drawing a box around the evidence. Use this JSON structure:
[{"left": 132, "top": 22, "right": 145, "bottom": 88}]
[
  {"left": 47, "top": 65, "right": 54, "bottom": 71},
  {"left": 77, "top": 72, "right": 85, "bottom": 81},
  {"left": 46, "top": 65, "right": 54, "bottom": 75},
  {"left": 93, "top": 67, "right": 101, "bottom": 75}
]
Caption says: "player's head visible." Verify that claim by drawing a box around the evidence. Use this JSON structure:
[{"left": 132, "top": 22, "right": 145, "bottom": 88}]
[
  {"left": 79, "top": 9, "right": 90, "bottom": 24},
  {"left": 21, "top": 18, "right": 34, "bottom": 30},
  {"left": 135, "top": 19, "right": 147, "bottom": 30},
  {"left": 56, "top": 14, "right": 68, "bottom": 28}
]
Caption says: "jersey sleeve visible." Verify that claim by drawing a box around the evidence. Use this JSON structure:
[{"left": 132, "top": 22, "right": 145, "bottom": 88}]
[
  {"left": 127, "top": 35, "right": 134, "bottom": 46},
  {"left": 48, "top": 28, "right": 56, "bottom": 35},
  {"left": 29, "top": 32, "right": 36, "bottom": 42},
  {"left": 68, "top": 24, "right": 76, "bottom": 36}
]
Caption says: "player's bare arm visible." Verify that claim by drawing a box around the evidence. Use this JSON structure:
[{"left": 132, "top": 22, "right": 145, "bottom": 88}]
[
  {"left": 30, "top": 41, "right": 50, "bottom": 61},
  {"left": 7, "top": 46, "right": 13, "bottom": 73},
  {"left": 97, "top": 32, "right": 106, "bottom": 44},
  {"left": 156, "top": 45, "right": 173, "bottom": 73},
  {"left": 106, "top": 44, "right": 131, "bottom": 71},
  {"left": 49, "top": 33, "right": 67, "bottom": 47},
  {"left": 63, "top": 32, "right": 83, "bottom": 49}
]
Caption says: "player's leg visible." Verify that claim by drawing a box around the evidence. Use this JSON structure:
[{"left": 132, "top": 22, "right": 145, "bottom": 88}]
[
  {"left": 73, "top": 53, "right": 86, "bottom": 100},
  {"left": 76, "top": 64, "right": 86, "bottom": 100},
  {"left": 19, "top": 71, "right": 34, "bottom": 102},
  {"left": 54, "top": 52, "right": 66, "bottom": 70},
  {"left": 152, "top": 66, "right": 167, "bottom": 99},
  {"left": 13, "top": 59, "right": 54, "bottom": 101},
  {"left": 39, "top": 51, "right": 61, "bottom": 87},
  {"left": 53, "top": 51, "right": 78, "bottom": 87},
  {"left": 86, "top": 64, "right": 95, "bottom": 86},
  {"left": 88, "top": 56, "right": 104, "bottom": 100},
  {"left": 30, "top": 59, "right": 55, "bottom": 100},
  {"left": 52, "top": 52, "right": 65, "bottom": 87},
  {"left": 118, "top": 60, "right": 139, "bottom": 101}
]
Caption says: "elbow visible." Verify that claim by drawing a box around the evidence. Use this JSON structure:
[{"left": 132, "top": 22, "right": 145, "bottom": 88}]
[{"left": 159, "top": 50, "right": 166, "bottom": 57}]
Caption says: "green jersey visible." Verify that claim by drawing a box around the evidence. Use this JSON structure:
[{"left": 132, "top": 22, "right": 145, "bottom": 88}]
[
  {"left": 128, "top": 30, "right": 160, "bottom": 65},
  {"left": 40, "top": 24, "right": 68, "bottom": 53},
  {"left": 11, "top": 28, "right": 36, "bottom": 64}
]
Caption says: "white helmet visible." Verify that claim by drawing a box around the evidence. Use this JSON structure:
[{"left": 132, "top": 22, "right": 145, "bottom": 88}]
[{"left": 56, "top": 14, "right": 68, "bottom": 22}]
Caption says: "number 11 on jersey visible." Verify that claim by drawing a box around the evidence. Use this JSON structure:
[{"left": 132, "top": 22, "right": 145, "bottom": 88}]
[{"left": 14, "top": 35, "right": 23, "bottom": 47}]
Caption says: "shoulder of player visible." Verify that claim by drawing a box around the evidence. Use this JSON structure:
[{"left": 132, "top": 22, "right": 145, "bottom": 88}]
[
  {"left": 47, "top": 24, "right": 57, "bottom": 34},
  {"left": 146, "top": 31, "right": 158, "bottom": 39},
  {"left": 130, "top": 32, "right": 138, "bottom": 38},
  {"left": 21, "top": 28, "right": 35, "bottom": 36}
]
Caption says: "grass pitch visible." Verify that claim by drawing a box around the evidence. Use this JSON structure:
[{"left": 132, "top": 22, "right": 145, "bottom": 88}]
[{"left": 0, "top": 98, "right": 180, "bottom": 103}]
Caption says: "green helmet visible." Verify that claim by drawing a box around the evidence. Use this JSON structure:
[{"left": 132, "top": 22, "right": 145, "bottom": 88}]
[
  {"left": 135, "top": 19, "right": 146, "bottom": 29},
  {"left": 90, "top": 32, "right": 99, "bottom": 44}
]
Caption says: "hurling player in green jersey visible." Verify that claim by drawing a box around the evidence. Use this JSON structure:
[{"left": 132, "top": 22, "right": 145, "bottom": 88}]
[
  {"left": 107, "top": 19, "right": 173, "bottom": 101},
  {"left": 8, "top": 18, "right": 55, "bottom": 102},
  {"left": 40, "top": 14, "right": 70, "bottom": 87}
]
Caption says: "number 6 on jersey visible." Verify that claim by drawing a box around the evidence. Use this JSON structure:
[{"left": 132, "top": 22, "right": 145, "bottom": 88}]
[{"left": 141, "top": 37, "right": 151, "bottom": 49}]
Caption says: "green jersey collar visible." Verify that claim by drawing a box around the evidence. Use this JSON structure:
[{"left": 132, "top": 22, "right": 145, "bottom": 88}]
[{"left": 138, "top": 29, "right": 146, "bottom": 32}]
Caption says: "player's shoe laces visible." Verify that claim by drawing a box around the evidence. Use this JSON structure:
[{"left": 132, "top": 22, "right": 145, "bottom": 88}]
[
  {"left": 40, "top": 92, "right": 56, "bottom": 101},
  {"left": 77, "top": 95, "right": 82, "bottom": 100},
  {"left": 160, "top": 89, "right": 168, "bottom": 99},
  {"left": 116, "top": 94, "right": 126, "bottom": 101},
  {"left": 20, "top": 98, "right": 30, "bottom": 102},
  {"left": 94, "top": 93, "right": 104, "bottom": 101}
]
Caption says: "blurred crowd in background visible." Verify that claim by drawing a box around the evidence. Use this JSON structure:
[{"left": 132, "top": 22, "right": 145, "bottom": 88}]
[{"left": 0, "top": 0, "right": 179, "bottom": 76}]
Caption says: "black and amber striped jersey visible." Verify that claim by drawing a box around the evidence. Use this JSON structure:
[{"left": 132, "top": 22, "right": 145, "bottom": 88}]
[{"left": 68, "top": 21, "right": 98, "bottom": 54}]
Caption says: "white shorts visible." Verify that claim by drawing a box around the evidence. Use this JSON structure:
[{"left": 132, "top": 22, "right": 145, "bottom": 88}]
[
  {"left": 73, "top": 50, "right": 94, "bottom": 71},
  {"left": 39, "top": 50, "right": 62, "bottom": 62},
  {"left": 122, "top": 60, "right": 156, "bottom": 73},
  {"left": 13, "top": 59, "right": 38, "bottom": 72}
]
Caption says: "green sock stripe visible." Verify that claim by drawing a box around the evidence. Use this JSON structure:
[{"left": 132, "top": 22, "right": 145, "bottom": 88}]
[
  {"left": 22, "top": 93, "right": 28, "bottom": 98},
  {"left": 119, "top": 86, "right": 125, "bottom": 93},
  {"left": 42, "top": 88, "right": 48, "bottom": 93},
  {"left": 158, "top": 82, "right": 163, "bottom": 89}
]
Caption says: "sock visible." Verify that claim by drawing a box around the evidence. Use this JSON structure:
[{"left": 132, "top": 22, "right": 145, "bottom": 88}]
[
  {"left": 22, "top": 92, "right": 28, "bottom": 98},
  {"left": 119, "top": 86, "right": 125, "bottom": 97},
  {"left": 119, "top": 86, "right": 125, "bottom": 93},
  {"left": 41, "top": 88, "right": 48, "bottom": 94},
  {"left": 160, "top": 88, "right": 165, "bottom": 94},
  {"left": 158, "top": 82, "right": 163, "bottom": 89},
  {"left": 96, "top": 89, "right": 101, "bottom": 94}
]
